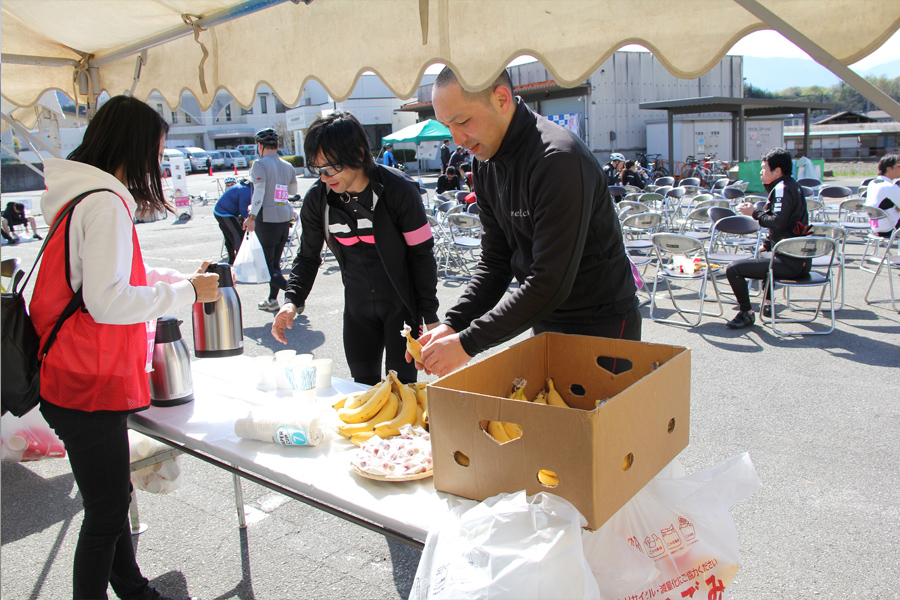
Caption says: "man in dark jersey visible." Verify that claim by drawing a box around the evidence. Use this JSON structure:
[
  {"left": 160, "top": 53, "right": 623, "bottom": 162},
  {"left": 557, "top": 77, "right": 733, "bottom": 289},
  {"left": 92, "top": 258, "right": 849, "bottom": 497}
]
[{"left": 417, "top": 67, "right": 639, "bottom": 377}]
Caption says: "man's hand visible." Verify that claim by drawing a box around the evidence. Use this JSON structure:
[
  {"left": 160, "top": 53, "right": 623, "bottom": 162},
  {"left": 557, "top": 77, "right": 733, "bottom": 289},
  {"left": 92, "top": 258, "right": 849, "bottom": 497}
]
[
  {"left": 271, "top": 302, "right": 298, "bottom": 344},
  {"left": 188, "top": 260, "right": 221, "bottom": 303},
  {"left": 419, "top": 325, "right": 472, "bottom": 377},
  {"left": 243, "top": 217, "right": 256, "bottom": 232},
  {"left": 737, "top": 202, "right": 755, "bottom": 216}
]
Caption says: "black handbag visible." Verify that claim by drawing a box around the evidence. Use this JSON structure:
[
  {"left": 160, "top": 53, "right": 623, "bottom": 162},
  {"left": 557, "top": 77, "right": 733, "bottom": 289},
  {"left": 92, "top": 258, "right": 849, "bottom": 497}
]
[{"left": 1, "top": 189, "right": 109, "bottom": 417}]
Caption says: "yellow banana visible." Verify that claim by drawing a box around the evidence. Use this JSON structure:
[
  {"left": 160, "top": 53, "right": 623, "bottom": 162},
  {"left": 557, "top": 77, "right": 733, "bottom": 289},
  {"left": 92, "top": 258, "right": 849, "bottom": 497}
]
[
  {"left": 487, "top": 420, "right": 512, "bottom": 443},
  {"left": 508, "top": 377, "right": 527, "bottom": 401},
  {"left": 343, "top": 381, "right": 382, "bottom": 410},
  {"left": 538, "top": 469, "right": 559, "bottom": 486},
  {"left": 546, "top": 377, "right": 569, "bottom": 408},
  {"left": 337, "top": 378, "right": 392, "bottom": 423},
  {"left": 350, "top": 431, "right": 378, "bottom": 446},
  {"left": 414, "top": 404, "right": 426, "bottom": 428},
  {"left": 373, "top": 371, "right": 418, "bottom": 437},
  {"left": 533, "top": 390, "right": 548, "bottom": 404},
  {"left": 412, "top": 382, "right": 428, "bottom": 411},
  {"left": 401, "top": 324, "right": 423, "bottom": 363},
  {"left": 502, "top": 421, "right": 522, "bottom": 440},
  {"left": 337, "top": 391, "right": 399, "bottom": 437}
]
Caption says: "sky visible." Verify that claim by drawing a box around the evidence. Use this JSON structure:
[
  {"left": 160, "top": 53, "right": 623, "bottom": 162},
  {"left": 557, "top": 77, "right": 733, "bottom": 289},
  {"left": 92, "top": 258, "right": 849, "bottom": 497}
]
[{"left": 426, "top": 28, "right": 900, "bottom": 73}]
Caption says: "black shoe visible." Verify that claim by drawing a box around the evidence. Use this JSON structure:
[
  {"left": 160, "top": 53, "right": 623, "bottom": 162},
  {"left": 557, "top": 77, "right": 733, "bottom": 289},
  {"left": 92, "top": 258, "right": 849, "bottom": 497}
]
[
  {"left": 726, "top": 310, "right": 755, "bottom": 329},
  {"left": 295, "top": 302, "right": 305, "bottom": 315},
  {"left": 32, "top": 233, "right": 43, "bottom": 240},
  {"left": 7, "top": 237, "right": 19, "bottom": 245},
  {"left": 761, "top": 304, "right": 772, "bottom": 318}
]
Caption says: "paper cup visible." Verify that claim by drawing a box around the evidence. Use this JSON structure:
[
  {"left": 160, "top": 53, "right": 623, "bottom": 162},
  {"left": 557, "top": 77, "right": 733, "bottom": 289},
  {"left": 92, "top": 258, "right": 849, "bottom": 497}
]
[
  {"left": 311, "top": 358, "right": 332, "bottom": 389},
  {"left": 254, "top": 356, "right": 276, "bottom": 391},
  {"left": 293, "top": 365, "right": 317, "bottom": 403},
  {"left": 274, "top": 349, "right": 296, "bottom": 362}
]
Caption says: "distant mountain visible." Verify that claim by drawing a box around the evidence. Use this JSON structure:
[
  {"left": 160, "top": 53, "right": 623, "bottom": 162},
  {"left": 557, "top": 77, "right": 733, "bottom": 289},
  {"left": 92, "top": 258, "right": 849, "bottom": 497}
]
[{"left": 743, "top": 56, "right": 900, "bottom": 93}]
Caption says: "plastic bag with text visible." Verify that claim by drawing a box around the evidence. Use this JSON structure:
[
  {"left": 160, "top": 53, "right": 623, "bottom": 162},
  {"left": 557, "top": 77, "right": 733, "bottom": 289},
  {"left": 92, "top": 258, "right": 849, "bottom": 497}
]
[
  {"left": 129, "top": 430, "right": 181, "bottom": 494},
  {"left": 1, "top": 406, "right": 66, "bottom": 462},
  {"left": 233, "top": 230, "right": 270, "bottom": 284},
  {"left": 409, "top": 490, "right": 601, "bottom": 600},
  {"left": 583, "top": 453, "right": 762, "bottom": 600}
]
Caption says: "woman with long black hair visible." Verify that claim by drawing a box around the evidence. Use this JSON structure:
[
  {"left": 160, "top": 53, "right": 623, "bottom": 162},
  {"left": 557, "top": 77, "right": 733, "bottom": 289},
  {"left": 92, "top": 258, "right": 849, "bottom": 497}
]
[{"left": 29, "top": 95, "right": 220, "bottom": 600}]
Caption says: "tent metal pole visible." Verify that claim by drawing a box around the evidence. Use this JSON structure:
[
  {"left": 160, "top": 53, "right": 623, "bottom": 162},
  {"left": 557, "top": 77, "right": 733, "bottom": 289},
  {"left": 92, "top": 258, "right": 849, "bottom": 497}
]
[
  {"left": 1, "top": 54, "right": 80, "bottom": 67},
  {"left": 735, "top": 0, "right": 900, "bottom": 123},
  {"left": 92, "top": 0, "right": 300, "bottom": 67}
]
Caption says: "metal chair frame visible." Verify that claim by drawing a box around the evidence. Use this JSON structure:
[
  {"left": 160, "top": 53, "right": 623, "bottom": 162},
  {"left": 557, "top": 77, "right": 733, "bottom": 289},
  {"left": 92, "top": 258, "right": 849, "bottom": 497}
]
[
  {"left": 760, "top": 237, "right": 837, "bottom": 336},
  {"left": 785, "top": 225, "right": 846, "bottom": 312},
  {"left": 649, "top": 233, "right": 725, "bottom": 327},
  {"left": 864, "top": 227, "right": 900, "bottom": 312}
]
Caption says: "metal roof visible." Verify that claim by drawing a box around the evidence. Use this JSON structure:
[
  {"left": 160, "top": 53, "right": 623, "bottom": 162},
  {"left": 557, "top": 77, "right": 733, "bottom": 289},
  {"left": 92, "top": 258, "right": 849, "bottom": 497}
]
[{"left": 639, "top": 96, "right": 835, "bottom": 117}]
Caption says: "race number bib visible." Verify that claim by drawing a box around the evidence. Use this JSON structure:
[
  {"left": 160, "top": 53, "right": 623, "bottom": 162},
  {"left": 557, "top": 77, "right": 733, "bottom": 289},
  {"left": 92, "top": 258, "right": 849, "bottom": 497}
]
[{"left": 275, "top": 184, "right": 289, "bottom": 205}]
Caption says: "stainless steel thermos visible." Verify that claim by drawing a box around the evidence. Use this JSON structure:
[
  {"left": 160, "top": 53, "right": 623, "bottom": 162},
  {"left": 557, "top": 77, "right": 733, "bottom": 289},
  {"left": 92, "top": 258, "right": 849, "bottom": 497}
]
[
  {"left": 149, "top": 317, "right": 194, "bottom": 406},
  {"left": 192, "top": 262, "right": 244, "bottom": 358}
]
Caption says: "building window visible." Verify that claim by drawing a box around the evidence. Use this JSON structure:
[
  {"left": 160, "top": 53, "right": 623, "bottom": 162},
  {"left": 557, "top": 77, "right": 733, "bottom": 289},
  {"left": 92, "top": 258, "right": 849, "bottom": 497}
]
[
  {"left": 241, "top": 105, "right": 253, "bottom": 115},
  {"left": 225, "top": 105, "right": 232, "bottom": 122},
  {"left": 275, "top": 98, "right": 287, "bottom": 114},
  {"left": 259, "top": 95, "right": 268, "bottom": 114},
  {"left": 156, "top": 103, "right": 164, "bottom": 117},
  {"left": 185, "top": 113, "right": 192, "bottom": 124},
  {"left": 171, "top": 111, "right": 178, "bottom": 124}
]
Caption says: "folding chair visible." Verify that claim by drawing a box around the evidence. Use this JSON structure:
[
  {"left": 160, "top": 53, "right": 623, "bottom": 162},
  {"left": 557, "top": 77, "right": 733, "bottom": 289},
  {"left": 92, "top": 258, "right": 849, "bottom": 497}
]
[
  {"left": 837, "top": 199, "right": 872, "bottom": 261},
  {"left": 786, "top": 225, "right": 846, "bottom": 312},
  {"left": 707, "top": 215, "right": 761, "bottom": 265},
  {"left": 1, "top": 257, "right": 23, "bottom": 293},
  {"left": 859, "top": 206, "right": 894, "bottom": 273},
  {"left": 617, "top": 200, "right": 651, "bottom": 221},
  {"left": 609, "top": 185, "right": 627, "bottom": 202},
  {"left": 864, "top": 227, "right": 900, "bottom": 312},
  {"left": 653, "top": 176, "right": 675, "bottom": 188},
  {"left": 721, "top": 187, "right": 745, "bottom": 208},
  {"left": 649, "top": 233, "right": 724, "bottom": 327},
  {"left": 444, "top": 213, "right": 482, "bottom": 279},
  {"left": 760, "top": 237, "right": 837, "bottom": 336},
  {"left": 661, "top": 187, "right": 687, "bottom": 230},
  {"left": 818, "top": 185, "right": 852, "bottom": 224}
]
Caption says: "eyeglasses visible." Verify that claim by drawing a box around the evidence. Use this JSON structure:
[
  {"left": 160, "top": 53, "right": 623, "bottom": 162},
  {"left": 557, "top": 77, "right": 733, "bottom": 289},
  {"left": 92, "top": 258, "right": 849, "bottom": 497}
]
[{"left": 308, "top": 163, "right": 345, "bottom": 177}]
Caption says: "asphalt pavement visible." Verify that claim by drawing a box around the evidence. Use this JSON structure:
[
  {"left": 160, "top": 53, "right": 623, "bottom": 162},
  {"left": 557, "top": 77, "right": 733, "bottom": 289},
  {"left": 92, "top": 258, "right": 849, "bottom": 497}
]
[{"left": 1, "top": 168, "right": 898, "bottom": 600}]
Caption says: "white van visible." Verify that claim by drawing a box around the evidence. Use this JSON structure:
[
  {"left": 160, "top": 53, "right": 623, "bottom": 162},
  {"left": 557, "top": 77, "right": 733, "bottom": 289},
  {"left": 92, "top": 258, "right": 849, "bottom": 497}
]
[
  {"left": 161, "top": 149, "right": 188, "bottom": 176},
  {"left": 181, "top": 147, "right": 210, "bottom": 173}
]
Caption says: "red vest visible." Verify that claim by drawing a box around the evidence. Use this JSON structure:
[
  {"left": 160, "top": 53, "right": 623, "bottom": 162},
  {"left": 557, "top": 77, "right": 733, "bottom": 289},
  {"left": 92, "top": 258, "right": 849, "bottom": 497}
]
[{"left": 31, "top": 194, "right": 150, "bottom": 412}]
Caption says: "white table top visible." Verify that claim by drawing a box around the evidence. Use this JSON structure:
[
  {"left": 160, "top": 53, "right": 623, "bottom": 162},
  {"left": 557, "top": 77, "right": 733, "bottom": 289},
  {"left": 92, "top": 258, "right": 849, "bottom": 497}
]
[{"left": 127, "top": 355, "right": 455, "bottom": 544}]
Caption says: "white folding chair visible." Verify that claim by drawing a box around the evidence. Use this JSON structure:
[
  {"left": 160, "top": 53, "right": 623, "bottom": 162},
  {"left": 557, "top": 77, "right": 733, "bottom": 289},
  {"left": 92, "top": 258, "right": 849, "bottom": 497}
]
[
  {"left": 444, "top": 213, "right": 482, "bottom": 279},
  {"left": 649, "top": 233, "right": 724, "bottom": 327},
  {"left": 760, "top": 237, "right": 837, "bottom": 336}
]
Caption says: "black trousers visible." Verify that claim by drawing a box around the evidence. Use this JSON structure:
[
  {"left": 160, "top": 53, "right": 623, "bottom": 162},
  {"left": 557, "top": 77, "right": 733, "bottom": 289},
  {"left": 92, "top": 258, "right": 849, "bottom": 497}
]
[
  {"left": 40, "top": 400, "right": 150, "bottom": 600},
  {"left": 533, "top": 307, "right": 642, "bottom": 375},
  {"left": 343, "top": 293, "right": 418, "bottom": 385},
  {"left": 215, "top": 214, "right": 244, "bottom": 264},
  {"left": 254, "top": 220, "right": 291, "bottom": 300},
  {"left": 725, "top": 253, "right": 809, "bottom": 312}
]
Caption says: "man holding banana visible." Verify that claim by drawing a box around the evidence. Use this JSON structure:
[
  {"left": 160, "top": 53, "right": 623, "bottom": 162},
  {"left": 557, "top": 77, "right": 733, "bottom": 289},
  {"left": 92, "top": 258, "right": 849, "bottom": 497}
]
[{"left": 416, "top": 67, "right": 640, "bottom": 377}]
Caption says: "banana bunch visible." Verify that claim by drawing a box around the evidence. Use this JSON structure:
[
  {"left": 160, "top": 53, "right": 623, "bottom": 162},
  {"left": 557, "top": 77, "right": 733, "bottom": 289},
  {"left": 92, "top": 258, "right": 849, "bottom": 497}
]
[
  {"left": 485, "top": 376, "right": 574, "bottom": 444},
  {"left": 332, "top": 371, "right": 428, "bottom": 446}
]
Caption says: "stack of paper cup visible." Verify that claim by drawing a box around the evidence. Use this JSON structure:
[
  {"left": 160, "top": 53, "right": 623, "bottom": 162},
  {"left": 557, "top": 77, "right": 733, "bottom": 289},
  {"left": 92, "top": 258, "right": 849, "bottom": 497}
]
[{"left": 311, "top": 358, "right": 332, "bottom": 389}]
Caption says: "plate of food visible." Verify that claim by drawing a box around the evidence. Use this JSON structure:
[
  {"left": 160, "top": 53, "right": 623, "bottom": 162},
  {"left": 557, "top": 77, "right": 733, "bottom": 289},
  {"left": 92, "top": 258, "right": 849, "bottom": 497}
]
[{"left": 349, "top": 424, "right": 433, "bottom": 482}]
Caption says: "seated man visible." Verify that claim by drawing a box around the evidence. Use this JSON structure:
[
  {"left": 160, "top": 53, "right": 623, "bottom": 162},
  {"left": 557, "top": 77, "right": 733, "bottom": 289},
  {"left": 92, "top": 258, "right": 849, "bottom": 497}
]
[
  {"left": 2, "top": 202, "right": 41, "bottom": 240},
  {"left": 436, "top": 166, "right": 464, "bottom": 195},
  {"left": 214, "top": 176, "right": 252, "bottom": 264},
  {"left": 865, "top": 153, "right": 900, "bottom": 238},
  {"left": 724, "top": 148, "right": 811, "bottom": 329},
  {"left": 620, "top": 160, "right": 647, "bottom": 190}
]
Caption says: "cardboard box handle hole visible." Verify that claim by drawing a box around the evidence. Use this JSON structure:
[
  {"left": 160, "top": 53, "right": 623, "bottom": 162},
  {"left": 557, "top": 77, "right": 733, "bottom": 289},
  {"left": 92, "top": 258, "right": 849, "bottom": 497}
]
[
  {"left": 537, "top": 469, "right": 558, "bottom": 487},
  {"left": 454, "top": 451, "right": 470, "bottom": 467},
  {"left": 479, "top": 419, "right": 522, "bottom": 444},
  {"left": 622, "top": 452, "right": 634, "bottom": 470},
  {"left": 596, "top": 356, "right": 634, "bottom": 375},
  {"left": 667, "top": 418, "right": 676, "bottom": 433},
  {"left": 569, "top": 384, "right": 585, "bottom": 396}
]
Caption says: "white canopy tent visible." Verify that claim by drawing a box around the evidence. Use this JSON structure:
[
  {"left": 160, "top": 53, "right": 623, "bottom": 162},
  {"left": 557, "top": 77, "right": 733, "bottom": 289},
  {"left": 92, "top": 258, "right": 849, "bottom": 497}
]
[{"left": 3, "top": 0, "right": 900, "bottom": 139}]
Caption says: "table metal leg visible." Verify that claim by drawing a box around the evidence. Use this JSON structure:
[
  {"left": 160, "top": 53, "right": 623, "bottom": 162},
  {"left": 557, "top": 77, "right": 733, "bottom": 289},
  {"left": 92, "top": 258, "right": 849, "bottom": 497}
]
[
  {"left": 233, "top": 468, "right": 247, "bottom": 528},
  {"left": 129, "top": 489, "right": 148, "bottom": 534}
]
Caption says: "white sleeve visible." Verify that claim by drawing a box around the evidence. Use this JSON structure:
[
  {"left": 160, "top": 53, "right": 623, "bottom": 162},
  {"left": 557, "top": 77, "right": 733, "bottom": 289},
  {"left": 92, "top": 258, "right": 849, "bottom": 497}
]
[
  {"left": 76, "top": 196, "right": 196, "bottom": 325},
  {"left": 250, "top": 160, "right": 266, "bottom": 216}
]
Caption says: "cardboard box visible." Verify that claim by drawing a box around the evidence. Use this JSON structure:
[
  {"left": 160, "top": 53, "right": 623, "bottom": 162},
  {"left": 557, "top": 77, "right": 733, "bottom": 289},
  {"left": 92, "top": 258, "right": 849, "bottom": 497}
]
[{"left": 429, "top": 332, "right": 690, "bottom": 530}]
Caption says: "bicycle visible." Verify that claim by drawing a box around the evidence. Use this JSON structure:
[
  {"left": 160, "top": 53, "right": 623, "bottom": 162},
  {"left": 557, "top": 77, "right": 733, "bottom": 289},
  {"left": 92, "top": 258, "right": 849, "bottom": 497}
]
[{"left": 635, "top": 151, "right": 669, "bottom": 180}]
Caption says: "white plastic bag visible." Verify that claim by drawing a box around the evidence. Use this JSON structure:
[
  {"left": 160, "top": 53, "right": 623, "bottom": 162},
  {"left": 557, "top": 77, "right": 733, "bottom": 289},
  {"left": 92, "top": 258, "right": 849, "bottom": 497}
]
[
  {"left": 233, "top": 230, "right": 270, "bottom": 283},
  {"left": 583, "top": 453, "right": 762, "bottom": 600},
  {"left": 128, "top": 430, "right": 181, "bottom": 494},
  {"left": 409, "top": 491, "right": 601, "bottom": 600},
  {"left": 1, "top": 406, "right": 66, "bottom": 462}
]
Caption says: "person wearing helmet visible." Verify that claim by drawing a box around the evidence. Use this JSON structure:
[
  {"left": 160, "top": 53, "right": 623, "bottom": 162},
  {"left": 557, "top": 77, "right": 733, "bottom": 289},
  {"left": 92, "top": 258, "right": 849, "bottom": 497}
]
[
  {"left": 603, "top": 152, "right": 626, "bottom": 186},
  {"left": 244, "top": 127, "right": 299, "bottom": 312},
  {"left": 214, "top": 175, "right": 252, "bottom": 264},
  {"left": 383, "top": 143, "right": 400, "bottom": 169}
]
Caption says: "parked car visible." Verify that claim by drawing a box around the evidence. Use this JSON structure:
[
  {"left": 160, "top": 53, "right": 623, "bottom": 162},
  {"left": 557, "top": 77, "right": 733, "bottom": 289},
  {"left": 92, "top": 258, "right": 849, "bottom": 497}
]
[
  {"left": 220, "top": 149, "right": 247, "bottom": 170},
  {"left": 235, "top": 144, "right": 256, "bottom": 155},
  {"left": 181, "top": 147, "right": 210, "bottom": 173},
  {"left": 207, "top": 150, "right": 226, "bottom": 170},
  {"left": 161, "top": 149, "right": 189, "bottom": 176}
]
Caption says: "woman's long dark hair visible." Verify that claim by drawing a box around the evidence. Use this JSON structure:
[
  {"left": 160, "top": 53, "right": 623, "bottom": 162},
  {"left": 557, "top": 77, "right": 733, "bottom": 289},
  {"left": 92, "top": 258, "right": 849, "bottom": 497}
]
[
  {"left": 68, "top": 96, "right": 170, "bottom": 212},
  {"left": 304, "top": 111, "right": 375, "bottom": 173}
]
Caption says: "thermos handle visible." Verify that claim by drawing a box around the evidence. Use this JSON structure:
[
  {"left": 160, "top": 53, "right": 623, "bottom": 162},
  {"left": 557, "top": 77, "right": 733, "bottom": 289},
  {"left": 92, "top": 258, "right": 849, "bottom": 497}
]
[{"left": 204, "top": 264, "right": 221, "bottom": 315}]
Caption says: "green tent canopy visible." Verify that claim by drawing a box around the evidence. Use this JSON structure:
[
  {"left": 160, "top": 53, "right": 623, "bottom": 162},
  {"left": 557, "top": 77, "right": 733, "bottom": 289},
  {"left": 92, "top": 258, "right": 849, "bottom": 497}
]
[{"left": 382, "top": 119, "right": 451, "bottom": 145}]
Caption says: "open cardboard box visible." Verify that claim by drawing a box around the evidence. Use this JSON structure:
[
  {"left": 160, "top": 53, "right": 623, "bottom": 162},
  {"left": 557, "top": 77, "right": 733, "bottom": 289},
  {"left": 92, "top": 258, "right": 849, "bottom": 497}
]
[{"left": 428, "top": 332, "right": 690, "bottom": 530}]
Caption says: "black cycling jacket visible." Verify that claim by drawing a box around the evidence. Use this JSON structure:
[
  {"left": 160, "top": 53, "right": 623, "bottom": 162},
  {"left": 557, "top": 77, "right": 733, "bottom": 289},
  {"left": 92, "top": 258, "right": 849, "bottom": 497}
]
[
  {"left": 444, "top": 98, "right": 638, "bottom": 356},
  {"left": 753, "top": 174, "right": 809, "bottom": 251}
]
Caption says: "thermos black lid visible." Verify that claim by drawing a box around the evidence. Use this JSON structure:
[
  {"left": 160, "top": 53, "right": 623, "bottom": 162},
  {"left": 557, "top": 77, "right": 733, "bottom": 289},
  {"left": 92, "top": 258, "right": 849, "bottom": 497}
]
[
  {"left": 155, "top": 316, "right": 184, "bottom": 344},
  {"left": 207, "top": 262, "right": 234, "bottom": 288}
]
